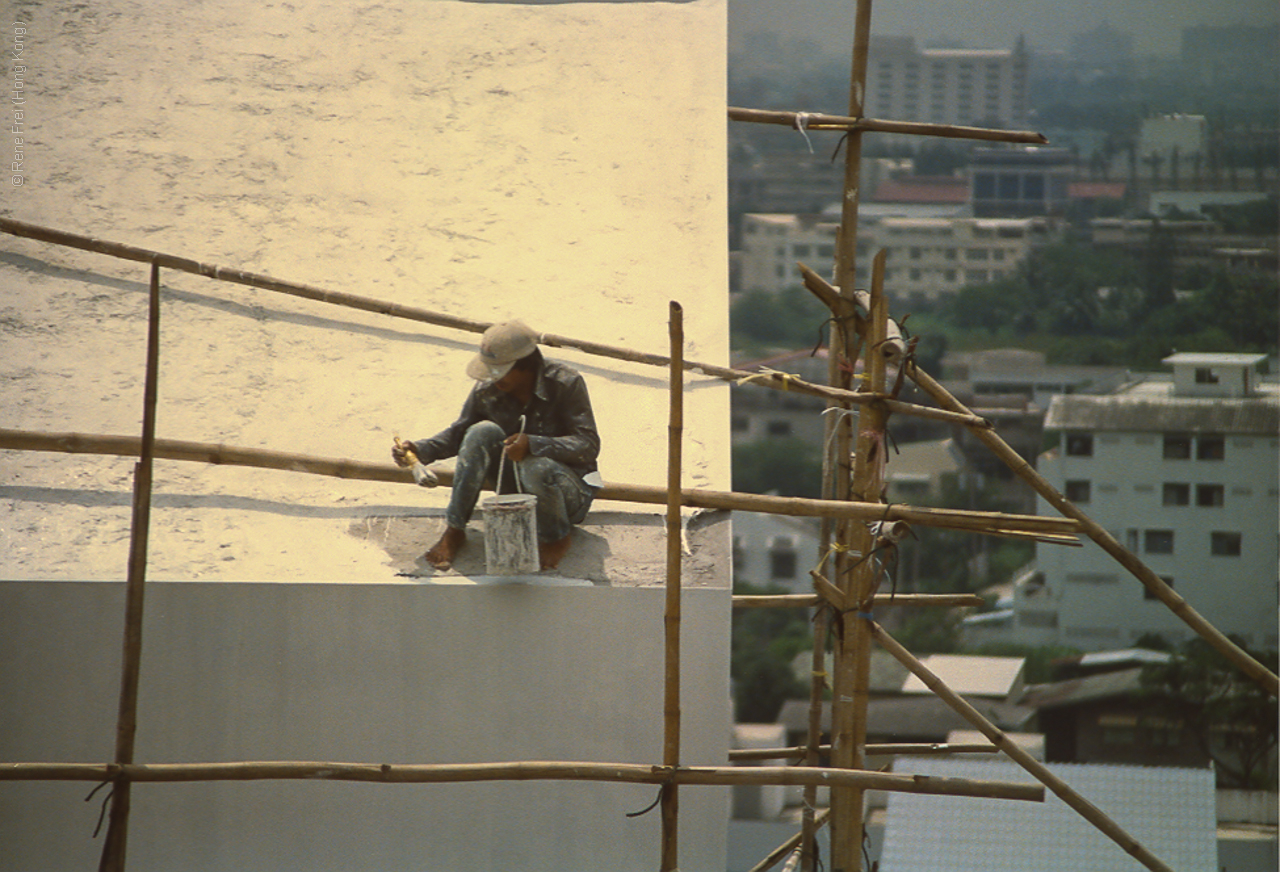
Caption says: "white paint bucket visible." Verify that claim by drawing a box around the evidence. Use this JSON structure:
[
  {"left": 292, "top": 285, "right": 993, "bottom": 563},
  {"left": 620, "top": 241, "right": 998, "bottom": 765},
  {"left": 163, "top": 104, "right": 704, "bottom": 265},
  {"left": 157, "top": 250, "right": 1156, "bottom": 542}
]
[{"left": 481, "top": 493, "right": 539, "bottom": 575}]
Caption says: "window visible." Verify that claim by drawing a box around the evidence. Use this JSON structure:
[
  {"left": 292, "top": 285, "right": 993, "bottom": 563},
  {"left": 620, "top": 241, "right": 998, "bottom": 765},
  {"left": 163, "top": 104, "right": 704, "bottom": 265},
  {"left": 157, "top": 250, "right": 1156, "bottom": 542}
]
[
  {"left": 1196, "top": 484, "right": 1224, "bottom": 507},
  {"left": 1144, "top": 530, "right": 1174, "bottom": 554},
  {"left": 1197, "top": 434, "right": 1225, "bottom": 460},
  {"left": 1065, "top": 480, "right": 1091, "bottom": 503},
  {"left": 770, "top": 549, "right": 797, "bottom": 579},
  {"left": 966, "top": 247, "right": 989, "bottom": 260},
  {"left": 1195, "top": 367, "right": 1219, "bottom": 384},
  {"left": 1162, "top": 483, "right": 1190, "bottom": 506},
  {"left": 1163, "top": 433, "right": 1191, "bottom": 460},
  {"left": 1145, "top": 577, "right": 1174, "bottom": 600},
  {"left": 1210, "top": 532, "right": 1242, "bottom": 557},
  {"left": 1065, "top": 433, "right": 1093, "bottom": 457},
  {"left": 766, "top": 420, "right": 792, "bottom": 437}
]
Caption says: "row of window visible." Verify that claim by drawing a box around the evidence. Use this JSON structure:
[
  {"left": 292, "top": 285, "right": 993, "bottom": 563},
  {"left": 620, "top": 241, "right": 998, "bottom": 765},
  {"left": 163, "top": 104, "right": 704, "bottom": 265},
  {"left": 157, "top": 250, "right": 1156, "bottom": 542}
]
[
  {"left": 1066, "top": 480, "right": 1228, "bottom": 507},
  {"left": 1065, "top": 432, "right": 1227, "bottom": 460},
  {"left": 1122, "top": 528, "right": 1243, "bottom": 557}
]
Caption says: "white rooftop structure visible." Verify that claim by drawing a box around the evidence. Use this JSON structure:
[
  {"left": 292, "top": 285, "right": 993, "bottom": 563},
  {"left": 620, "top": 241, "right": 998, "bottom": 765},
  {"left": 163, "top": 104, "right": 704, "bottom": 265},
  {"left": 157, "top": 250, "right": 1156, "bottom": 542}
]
[
  {"left": 881, "top": 759, "right": 1218, "bottom": 872},
  {"left": 899, "top": 654, "right": 1026, "bottom": 699}
]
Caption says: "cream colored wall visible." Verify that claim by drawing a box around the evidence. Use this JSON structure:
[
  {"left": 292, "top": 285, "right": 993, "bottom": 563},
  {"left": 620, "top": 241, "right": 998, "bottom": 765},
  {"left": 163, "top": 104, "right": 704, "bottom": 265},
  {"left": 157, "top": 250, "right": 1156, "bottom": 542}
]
[
  {"left": 1, "top": 581, "right": 732, "bottom": 871},
  {"left": 0, "top": 0, "right": 729, "bottom": 580}
]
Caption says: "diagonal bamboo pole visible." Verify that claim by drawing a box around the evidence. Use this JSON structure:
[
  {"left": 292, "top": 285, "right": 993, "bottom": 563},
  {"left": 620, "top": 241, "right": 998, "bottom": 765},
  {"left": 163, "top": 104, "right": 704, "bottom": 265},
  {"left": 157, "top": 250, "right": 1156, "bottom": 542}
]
[
  {"left": 661, "top": 302, "right": 684, "bottom": 872},
  {"left": 869, "top": 620, "right": 1175, "bottom": 872},
  {"left": 98, "top": 261, "right": 162, "bottom": 872},
  {"left": 0, "top": 217, "right": 975, "bottom": 428},
  {"left": 748, "top": 809, "right": 832, "bottom": 872},
  {"left": 905, "top": 362, "right": 1279, "bottom": 698}
]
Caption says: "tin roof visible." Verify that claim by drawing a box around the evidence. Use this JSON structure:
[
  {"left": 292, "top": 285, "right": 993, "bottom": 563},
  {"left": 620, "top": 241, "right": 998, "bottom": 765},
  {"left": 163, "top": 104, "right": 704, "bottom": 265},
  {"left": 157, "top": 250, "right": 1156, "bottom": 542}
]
[{"left": 881, "top": 759, "right": 1218, "bottom": 871}]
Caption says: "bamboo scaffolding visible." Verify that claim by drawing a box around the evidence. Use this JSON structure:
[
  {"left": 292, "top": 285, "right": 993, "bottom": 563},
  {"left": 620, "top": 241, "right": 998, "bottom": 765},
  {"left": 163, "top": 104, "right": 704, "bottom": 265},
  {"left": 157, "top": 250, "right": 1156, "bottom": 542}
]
[
  {"left": 729, "top": 743, "right": 999, "bottom": 763},
  {"left": 0, "top": 217, "right": 979, "bottom": 430},
  {"left": 732, "top": 593, "right": 985, "bottom": 609},
  {"left": 0, "top": 428, "right": 1083, "bottom": 539},
  {"left": 727, "top": 107, "right": 1049, "bottom": 145},
  {"left": 747, "top": 809, "right": 831, "bottom": 872},
  {"left": 98, "top": 261, "right": 162, "bottom": 872},
  {"left": 0, "top": 761, "right": 1043, "bottom": 801},
  {"left": 869, "top": 620, "right": 1175, "bottom": 872},
  {"left": 661, "top": 302, "right": 684, "bottom": 872},
  {"left": 905, "top": 363, "right": 1280, "bottom": 699}
]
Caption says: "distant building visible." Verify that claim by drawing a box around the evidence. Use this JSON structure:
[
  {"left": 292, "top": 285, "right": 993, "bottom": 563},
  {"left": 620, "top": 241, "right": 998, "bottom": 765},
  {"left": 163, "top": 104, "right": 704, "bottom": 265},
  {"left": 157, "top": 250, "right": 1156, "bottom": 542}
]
[
  {"left": 967, "top": 353, "right": 1280, "bottom": 651},
  {"left": 969, "top": 146, "right": 1074, "bottom": 217},
  {"left": 864, "top": 35, "right": 1029, "bottom": 132},
  {"left": 736, "top": 211, "right": 1055, "bottom": 302},
  {"left": 731, "top": 511, "right": 822, "bottom": 594}
]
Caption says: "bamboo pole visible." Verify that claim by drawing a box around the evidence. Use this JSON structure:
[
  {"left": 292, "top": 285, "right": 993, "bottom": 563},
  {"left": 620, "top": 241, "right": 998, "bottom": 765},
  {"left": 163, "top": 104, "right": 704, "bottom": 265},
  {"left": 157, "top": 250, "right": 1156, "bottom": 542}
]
[
  {"left": 729, "top": 743, "right": 999, "bottom": 763},
  {"left": 0, "top": 217, "right": 976, "bottom": 429},
  {"left": 748, "top": 810, "right": 832, "bottom": 872},
  {"left": 0, "top": 428, "right": 1084, "bottom": 538},
  {"left": 732, "top": 593, "right": 985, "bottom": 609},
  {"left": 833, "top": 249, "right": 890, "bottom": 872},
  {"left": 661, "top": 302, "right": 683, "bottom": 872},
  {"left": 0, "top": 761, "right": 1043, "bottom": 801},
  {"left": 905, "top": 363, "right": 1280, "bottom": 698},
  {"left": 869, "top": 620, "right": 1175, "bottom": 872},
  {"left": 99, "top": 261, "right": 163, "bottom": 872},
  {"left": 727, "top": 107, "right": 1049, "bottom": 145}
]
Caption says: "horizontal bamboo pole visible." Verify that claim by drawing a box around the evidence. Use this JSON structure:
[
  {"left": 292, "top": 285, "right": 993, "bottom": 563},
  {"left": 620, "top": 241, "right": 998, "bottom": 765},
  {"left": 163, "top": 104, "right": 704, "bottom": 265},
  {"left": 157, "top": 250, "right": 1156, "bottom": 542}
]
[
  {"left": 0, "top": 217, "right": 978, "bottom": 428},
  {"left": 906, "top": 363, "right": 1280, "bottom": 699},
  {"left": 729, "top": 743, "right": 999, "bottom": 763},
  {"left": 732, "top": 593, "right": 985, "bottom": 609},
  {"left": 0, "top": 761, "right": 1043, "bottom": 802},
  {"left": 0, "top": 428, "right": 1082, "bottom": 538},
  {"left": 727, "top": 107, "right": 1049, "bottom": 145},
  {"left": 869, "top": 620, "right": 1173, "bottom": 872}
]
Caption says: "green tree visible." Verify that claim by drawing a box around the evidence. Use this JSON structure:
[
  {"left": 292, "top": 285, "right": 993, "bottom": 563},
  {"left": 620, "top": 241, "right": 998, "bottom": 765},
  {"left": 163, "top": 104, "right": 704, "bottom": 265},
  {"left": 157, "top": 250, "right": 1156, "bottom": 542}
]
[
  {"left": 732, "top": 437, "right": 823, "bottom": 499},
  {"left": 1140, "top": 638, "right": 1279, "bottom": 789},
  {"left": 731, "top": 581, "right": 812, "bottom": 722}
]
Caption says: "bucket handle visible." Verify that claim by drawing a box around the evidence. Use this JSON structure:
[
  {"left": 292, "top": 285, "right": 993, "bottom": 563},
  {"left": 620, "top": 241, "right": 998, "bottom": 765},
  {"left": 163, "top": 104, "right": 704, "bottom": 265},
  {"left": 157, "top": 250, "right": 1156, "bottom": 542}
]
[{"left": 495, "top": 414, "right": 527, "bottom": 496}]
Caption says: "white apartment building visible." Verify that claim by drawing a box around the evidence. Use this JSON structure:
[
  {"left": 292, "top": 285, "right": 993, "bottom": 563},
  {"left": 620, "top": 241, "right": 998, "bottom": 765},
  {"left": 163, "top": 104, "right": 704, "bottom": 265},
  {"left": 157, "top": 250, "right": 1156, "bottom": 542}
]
[
  {"left": 865, "top": 36, "right": 1030, "bottom": 131},
  {"left": 738, "top": 212, "right": 1053, "bottom": 303},
  {"left": 969, "top": 353, "right": 1279, "bottom": 652}
]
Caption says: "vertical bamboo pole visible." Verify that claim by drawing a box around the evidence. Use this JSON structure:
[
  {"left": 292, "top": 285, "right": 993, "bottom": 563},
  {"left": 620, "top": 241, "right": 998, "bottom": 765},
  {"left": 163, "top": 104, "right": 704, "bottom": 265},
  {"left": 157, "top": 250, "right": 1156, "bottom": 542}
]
[
  {"left": 98, "top": 261, "right": 162, "bottom": 872},
  {"left": 661, "top": 301, "right": 684, "bottom": 871},
  {"left": 827, "top": 3, "right": 875, "bottom": 868},
  {"left": 831, "top": 251, "right": 888, "bottom": 872}
]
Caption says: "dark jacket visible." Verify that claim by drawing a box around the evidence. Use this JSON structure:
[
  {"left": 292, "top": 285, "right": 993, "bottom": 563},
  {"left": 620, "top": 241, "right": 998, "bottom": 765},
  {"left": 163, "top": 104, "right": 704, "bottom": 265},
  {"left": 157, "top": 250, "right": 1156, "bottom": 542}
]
[{"left": 411, "top": 354, "right": 600, "bottom": 479}]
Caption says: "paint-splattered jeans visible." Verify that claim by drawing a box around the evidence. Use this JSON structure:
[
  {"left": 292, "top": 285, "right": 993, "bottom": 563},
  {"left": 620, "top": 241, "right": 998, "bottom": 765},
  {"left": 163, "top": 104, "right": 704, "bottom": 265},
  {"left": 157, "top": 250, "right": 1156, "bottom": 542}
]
[{"left": 446, "top": 421, "right": 595, "bottom": 542}]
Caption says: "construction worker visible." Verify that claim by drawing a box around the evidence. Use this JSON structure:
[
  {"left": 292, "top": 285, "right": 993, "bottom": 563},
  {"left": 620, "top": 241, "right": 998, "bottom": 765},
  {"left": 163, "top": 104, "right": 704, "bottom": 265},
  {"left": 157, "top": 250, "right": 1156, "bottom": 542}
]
[{"left": 393, "top": 320, "right": 601, "bottom": 571}]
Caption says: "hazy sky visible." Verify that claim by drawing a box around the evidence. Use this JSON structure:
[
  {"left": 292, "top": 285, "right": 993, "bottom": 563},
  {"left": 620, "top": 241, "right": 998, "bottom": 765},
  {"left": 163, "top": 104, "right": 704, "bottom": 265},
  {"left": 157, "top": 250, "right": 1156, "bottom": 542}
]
[{"left": 730, "top": 0, "right": 1278, "bottom": 57}]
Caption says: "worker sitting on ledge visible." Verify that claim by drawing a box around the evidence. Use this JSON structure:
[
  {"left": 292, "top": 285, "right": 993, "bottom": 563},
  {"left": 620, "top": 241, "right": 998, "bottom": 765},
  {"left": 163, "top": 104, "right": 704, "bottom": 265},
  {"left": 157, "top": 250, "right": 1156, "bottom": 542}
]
[{"left": 393, "top": 320, "right": 602, "bottom": 571}]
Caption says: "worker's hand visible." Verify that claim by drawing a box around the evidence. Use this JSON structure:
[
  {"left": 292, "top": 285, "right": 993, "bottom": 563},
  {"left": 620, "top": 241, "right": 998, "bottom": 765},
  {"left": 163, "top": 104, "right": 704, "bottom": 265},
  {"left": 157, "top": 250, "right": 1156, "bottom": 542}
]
[
  {"left": 392, "top": 439, "right": 416, "bottom": 467},
  {"left": 503, "top": 433, "right": 530, "bottom": 463}
]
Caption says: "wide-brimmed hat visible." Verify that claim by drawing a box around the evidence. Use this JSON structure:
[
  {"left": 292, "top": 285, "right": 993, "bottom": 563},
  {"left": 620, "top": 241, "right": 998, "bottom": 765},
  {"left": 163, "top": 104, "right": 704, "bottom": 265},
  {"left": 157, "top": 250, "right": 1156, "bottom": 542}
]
[{"left": 466, "top": 320, "right": 539, "bottom": 382}]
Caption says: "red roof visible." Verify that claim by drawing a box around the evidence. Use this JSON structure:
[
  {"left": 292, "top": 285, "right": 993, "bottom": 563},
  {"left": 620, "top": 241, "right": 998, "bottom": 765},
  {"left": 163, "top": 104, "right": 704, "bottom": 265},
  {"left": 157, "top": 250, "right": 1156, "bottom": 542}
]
[
  {"left": 1068, "top": 181, "right": 1127, "bottom": 200},
  {"left": 871, "top": 177, "right": 969, "bottom": 204}
]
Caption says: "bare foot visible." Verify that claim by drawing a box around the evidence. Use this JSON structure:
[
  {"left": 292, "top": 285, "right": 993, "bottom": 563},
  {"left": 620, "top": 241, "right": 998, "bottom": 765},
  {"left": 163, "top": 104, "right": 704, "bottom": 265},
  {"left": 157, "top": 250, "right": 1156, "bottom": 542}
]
[
  {"left": 539, "top": 534, "right": 572, "bottom": 570},
  {"left": 425, "top": 527, "right": 466, "bottom": 570}
]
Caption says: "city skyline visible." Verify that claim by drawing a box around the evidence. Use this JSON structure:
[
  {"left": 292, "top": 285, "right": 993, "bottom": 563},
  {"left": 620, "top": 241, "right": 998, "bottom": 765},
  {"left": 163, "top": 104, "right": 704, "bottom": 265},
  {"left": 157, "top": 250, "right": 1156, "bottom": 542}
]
[{"left": 730, "top": 0, "right": 1278, "bottom": 58}]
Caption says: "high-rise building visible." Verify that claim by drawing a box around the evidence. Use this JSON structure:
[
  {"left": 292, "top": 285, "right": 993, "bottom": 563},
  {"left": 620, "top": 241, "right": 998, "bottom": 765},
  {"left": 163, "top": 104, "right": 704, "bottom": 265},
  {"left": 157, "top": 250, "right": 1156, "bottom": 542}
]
[{"left": 864, "top": 35, "right": 1030, "bottom": 132}]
